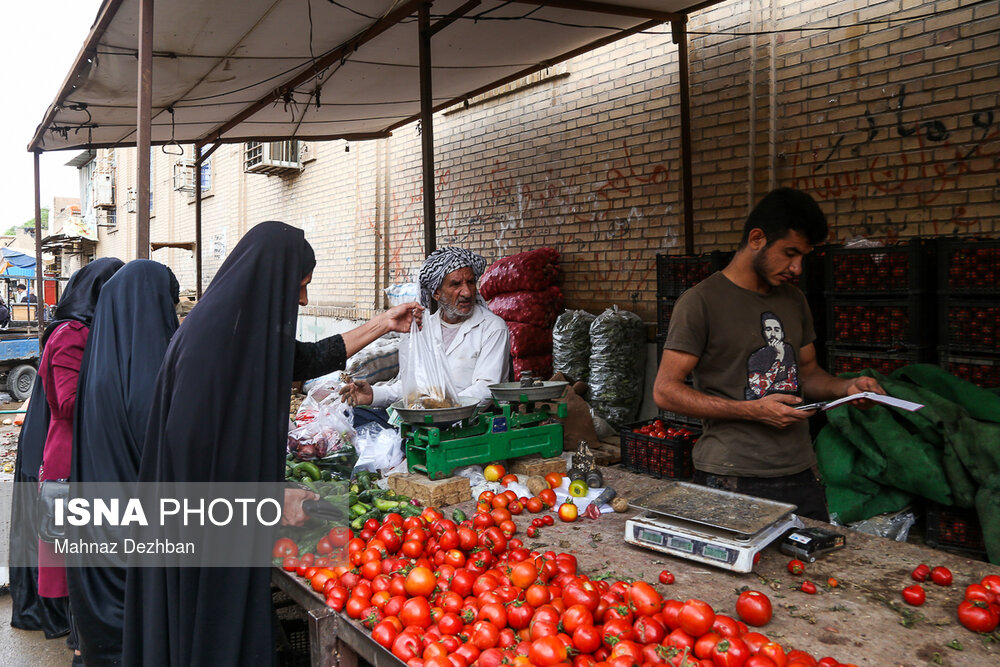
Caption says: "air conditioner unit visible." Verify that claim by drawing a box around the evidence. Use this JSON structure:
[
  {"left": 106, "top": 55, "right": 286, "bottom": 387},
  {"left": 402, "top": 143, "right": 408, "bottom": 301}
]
[
  {"left": 173, "top": 159, "right": 197, "bottom": 192},
  {"left": 93, "top": 172, "right": 115, "bottom": 209},
  {"left": 244, "top": 141, "right": 303, "bottom": 175}
]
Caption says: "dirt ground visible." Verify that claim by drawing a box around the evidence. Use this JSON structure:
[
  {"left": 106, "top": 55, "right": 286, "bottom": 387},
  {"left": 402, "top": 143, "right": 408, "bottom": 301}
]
[{"left": 0, "top": 401, "right": 26, "bottom": 477}]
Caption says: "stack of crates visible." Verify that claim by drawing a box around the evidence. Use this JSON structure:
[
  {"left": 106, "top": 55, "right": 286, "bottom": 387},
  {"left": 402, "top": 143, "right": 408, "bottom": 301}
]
[
  {"left": 936, "top": 239, "right": 1000, "bottom": 388},
  {"left": 655, "top": 251, "right": 731, "bottom": 425},
  {"left": 824, "top": 240, "right": 935, "bottom": 376}
]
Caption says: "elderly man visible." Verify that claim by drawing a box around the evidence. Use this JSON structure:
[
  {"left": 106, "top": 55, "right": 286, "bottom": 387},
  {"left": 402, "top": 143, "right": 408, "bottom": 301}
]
[{"left": 342, "top": 247, "right": 510, "bottom": 414}]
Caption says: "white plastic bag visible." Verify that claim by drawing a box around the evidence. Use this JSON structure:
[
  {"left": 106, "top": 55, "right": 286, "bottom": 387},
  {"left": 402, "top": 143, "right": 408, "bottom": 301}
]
[
  {"left": 385, "top": 283, "right": 420, "bottom": 306},
  {"left": 352, "top": 423, "right": 404, "bottom": 473},
  {"left": 399, "top": 319, "right": 460, "bottom": 409},
  {"left": 287, "top": 398, "right": 356, "bottom": 460}
]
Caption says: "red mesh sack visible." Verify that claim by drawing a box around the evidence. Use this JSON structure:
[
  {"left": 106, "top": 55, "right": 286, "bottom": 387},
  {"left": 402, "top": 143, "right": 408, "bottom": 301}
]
[
  {"left": 513, "top": 354, "right": 553, "bottom": 381},
  {"left": 480, "top": 247, "right": 560, "bottom": 300},
  {"left": 488, "top": 286, "right": 563, "bottom": 328},
  {"left": 508, "top": 322, "right": 552, "bottom": 358}
]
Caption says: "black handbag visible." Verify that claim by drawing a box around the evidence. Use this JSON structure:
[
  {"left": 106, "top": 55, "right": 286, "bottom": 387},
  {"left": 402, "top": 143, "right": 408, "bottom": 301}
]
[{"left": 38, "top": 479, "right": 70, "bottom": 543}]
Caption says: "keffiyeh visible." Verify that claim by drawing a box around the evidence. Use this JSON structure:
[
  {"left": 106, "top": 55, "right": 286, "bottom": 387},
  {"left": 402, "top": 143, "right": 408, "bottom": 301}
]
[{"left": 418, "top": 247, "right": 487, "bottom": 307}]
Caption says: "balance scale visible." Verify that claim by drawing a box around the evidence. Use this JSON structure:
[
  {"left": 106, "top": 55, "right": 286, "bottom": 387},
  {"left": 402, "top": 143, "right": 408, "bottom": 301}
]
[{"left": 625, "top": 481, "right": 803, "bottom": 573}]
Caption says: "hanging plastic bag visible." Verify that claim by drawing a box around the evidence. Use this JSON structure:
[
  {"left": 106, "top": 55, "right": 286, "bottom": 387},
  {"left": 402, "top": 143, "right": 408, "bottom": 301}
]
[
  {"left": 352, "top": 423, "right": 404, "bottom": 474},
  {"left": 399, "top": 318, "right": 460, "bottom": 409},
  {"left": 589, "top": 306, "right": 646, "bottom": 427},
  {"left": 553, "top": 309, "right": 595, "bottom": 382},
  {"left": 286, "top": 398, "right": 356, "bottom": 461}
]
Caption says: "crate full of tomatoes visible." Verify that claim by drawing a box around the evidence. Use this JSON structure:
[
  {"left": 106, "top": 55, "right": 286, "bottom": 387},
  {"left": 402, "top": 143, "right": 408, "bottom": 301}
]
[{"left": 620, "top": 418, "right": 700, "bottom": 480}]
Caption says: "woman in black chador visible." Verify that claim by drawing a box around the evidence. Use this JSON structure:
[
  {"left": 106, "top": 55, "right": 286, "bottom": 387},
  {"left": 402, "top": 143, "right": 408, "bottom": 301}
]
[
  {"left": 122, "top": 221, "right": 419, "bottom": 667},
  {"left": 67, "top": 259, "right": 180, "bottom": 666}
]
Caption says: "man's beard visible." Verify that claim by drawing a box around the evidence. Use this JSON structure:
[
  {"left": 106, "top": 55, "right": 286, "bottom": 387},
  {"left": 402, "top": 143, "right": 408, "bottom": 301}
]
[
  {"left": 751, "top": 249, "right": 778, "bottom": 287},
  {"left": 438, "top": 296, "right": 474, "bottom": 322}
]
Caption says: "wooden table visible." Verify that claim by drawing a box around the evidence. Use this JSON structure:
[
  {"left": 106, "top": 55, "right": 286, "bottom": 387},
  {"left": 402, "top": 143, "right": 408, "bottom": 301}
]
[{"left": 274, "top": 466, "right": 1000, "bottom": 666}]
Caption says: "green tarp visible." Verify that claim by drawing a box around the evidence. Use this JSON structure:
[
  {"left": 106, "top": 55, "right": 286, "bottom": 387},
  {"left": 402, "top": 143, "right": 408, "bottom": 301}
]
[{"left": 815, "top": 364, "right": 1000, "bottom": 564}]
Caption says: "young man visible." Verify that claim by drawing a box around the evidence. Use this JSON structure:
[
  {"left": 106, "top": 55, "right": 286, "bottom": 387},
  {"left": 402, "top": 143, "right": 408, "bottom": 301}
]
[
  {"left": 653, "top": 188, "right": 884, "bottom": 520},
  {"left": 16, "top": 283, "right": 37, "bottom": 303}
]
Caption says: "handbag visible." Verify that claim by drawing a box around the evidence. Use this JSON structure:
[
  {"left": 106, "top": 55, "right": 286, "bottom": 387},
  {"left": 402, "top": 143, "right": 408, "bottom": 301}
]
[{"left": 38, "top": 479, "right": 70, "bottom": 543}]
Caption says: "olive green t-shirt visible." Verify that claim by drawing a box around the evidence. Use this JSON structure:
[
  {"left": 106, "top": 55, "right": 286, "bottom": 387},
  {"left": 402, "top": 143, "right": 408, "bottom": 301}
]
[{"left": 664, "top": 272, "right": 816, "bottom": 477}]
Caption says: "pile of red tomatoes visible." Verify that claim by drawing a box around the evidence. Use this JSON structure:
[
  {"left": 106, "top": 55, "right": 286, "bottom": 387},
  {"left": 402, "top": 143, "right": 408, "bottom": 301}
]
[{"left": 277, "top": 504, "right": 861, "bottom": 667}]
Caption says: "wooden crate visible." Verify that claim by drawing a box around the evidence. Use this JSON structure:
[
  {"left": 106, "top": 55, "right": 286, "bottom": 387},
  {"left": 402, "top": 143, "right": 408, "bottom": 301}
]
[
  {"left": 509, "top": 456, "right": 566, "bottom": 477},
  {"left": 386, "top": 473, "right": 471, "bottom": 508}
]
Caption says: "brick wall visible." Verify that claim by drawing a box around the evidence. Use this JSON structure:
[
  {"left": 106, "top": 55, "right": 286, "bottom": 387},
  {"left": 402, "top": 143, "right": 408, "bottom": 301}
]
[{"left": 98, "top": 0, "right": 999, "bottom": 323}]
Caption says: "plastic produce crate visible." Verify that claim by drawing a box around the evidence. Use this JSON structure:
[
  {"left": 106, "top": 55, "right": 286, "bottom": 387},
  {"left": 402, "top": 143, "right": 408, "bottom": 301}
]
[
  {"left": 620, "top": 418, "right": 700, "bottom": 479},
  {"left": 826, "top": 296, "right": 930, "bottom": 348},
  {"left": 658, "top": 409, "right": 702, "bottom": 428},
  {"left": 824, "top": 240, "right": 929, "bottom": 295},
  {"left": 939, "top": 351, "right": 1000, "bottom": 388},
  {"left": 827, "top": 345, "right": 928, "bottom": 376},
  {"left": 924, "top": 502, "right": 987, "bottom": 557},
  {"left": 656, "top": 297, "right": 676, "bottom": 337},
  {"left": 656, "top": 251, "right": 731, "bottom": 298},
  {"left": 938, "top": 238, "right": 1000, "bottom": 294},
  {"left": 939, "top": 298, "right": 1000, "bottom": 354}
]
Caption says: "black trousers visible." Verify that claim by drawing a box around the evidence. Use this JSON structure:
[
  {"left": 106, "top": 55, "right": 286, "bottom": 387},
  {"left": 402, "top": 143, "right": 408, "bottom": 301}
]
[{"left": 692, "top": 467, "right": 830, "bottom": 522}]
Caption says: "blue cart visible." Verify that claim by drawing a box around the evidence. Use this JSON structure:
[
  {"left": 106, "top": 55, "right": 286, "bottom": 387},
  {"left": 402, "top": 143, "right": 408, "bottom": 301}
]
[{"left": 0, "top": 334, "right": 39, "bottom": 401}]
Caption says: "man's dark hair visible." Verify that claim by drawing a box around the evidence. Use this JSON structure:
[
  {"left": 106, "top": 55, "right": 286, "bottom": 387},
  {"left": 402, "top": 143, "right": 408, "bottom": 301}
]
[
  {"left": 15, "top": 283, "right": 25, "bottom": 290},
  {"left": 740, "top": 187, "right": 828, "bottom": 247}
]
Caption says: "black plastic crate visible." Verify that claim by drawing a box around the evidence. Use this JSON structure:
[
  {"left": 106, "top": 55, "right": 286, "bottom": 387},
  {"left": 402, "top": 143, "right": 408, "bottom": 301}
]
[
  {"left": 938, "top": 298, "right": 1000, "bottom": 354},
  {"left": 827, "top": 345, "right": 929, "bottom": 376},
  {"left": 656, "top": 251, "right": 731, "bottom": 298},
  {"left": 937, "top": 238, "right": 1000, "bottom": 294},
  {"left": 824, "top": 240, "right": 929, "bottom": 295},
  {"left": 656, "top": 297, "right": 676, "bottom": 337},
  {"left": 658, "top": 409, "right": 702, "bottom": 428},
  {"left": 620, "top": 418, "right": 700, "bottom": 479},
  {"left": 826, "top": 296, "right": 931, "bottom": 349},
  {"left": 925, "top": 502, "right": 987, "bottom": 557},
  {"left": 939, "top": 350, "right": 1000, "bottom": 388}
]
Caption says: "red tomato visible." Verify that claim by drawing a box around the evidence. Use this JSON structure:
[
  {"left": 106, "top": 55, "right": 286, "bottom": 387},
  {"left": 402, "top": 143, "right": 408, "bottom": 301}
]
[
  {"left": 712, "top": 637, "right": 750, "bottom": 667},
  {"left": 678, "top": 598, "right": 716, "bottom": 637},
  {"left": 911, "top": 563, "right": 930, "bottom": 582},
  {"left": 800, "top": 581, "right": 817, "bottom": 595},
  {"left": 786, "top": 559, "right": 805, "bottom": 575},
  {"left": 658, "top": 570, "right": 675, "bottom": 585},
  {"left": 930, "top": 566, "right": 953, "bottom": 586},
  {"left": 541, "top": 514, "right": 555, "bottom": 526},
  {"left": 758, "top": 642, "right": 787, "bottom": 667},
  {"left": 544, "top": 472, "right": 563, "bottom": 489},
  {"left": 272, "top": 537, "right": 298, "bottom": 558},
  {"left": 526, "top": 497, "right": 544, "bottom": 513},
  {"left": 399, "top": 597, "right": 432, "bottom": 629},
  {"left": 281, "top": 556, "right": 299, "bottom": 572},
  {"left": 957, "top": 600, "right": 1000, "bottom": 633},
  {"left": 901, "top": 585, "right": 925, "bottom": 606},
  {"left": 735, "top": 590, "right": 773, "bottom": 627},
  {"left": 965, "top": 584, "right": 995, "bottom": 604},
  {"left": 632, "top": 615, "right": 665, "bottom": 644},
  {"left": 529, "top": 635, "right": 568, "bottom": 666},
  {"left": 557, "top": 502, "right": 578, "bottom": 522},
  {"left": 405, "top": 567, "right": 437, "bottom": 598},
  {"left": 538, "top": 489, "right": 557, "bottom": 509},
  {"left": 627, "top": 581, "right": 663, "bottom": 616}
]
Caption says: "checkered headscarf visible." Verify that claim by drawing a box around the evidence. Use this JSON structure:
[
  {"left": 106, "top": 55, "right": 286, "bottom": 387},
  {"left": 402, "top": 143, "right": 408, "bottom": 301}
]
[{"left": 418, "top": 247, "right": 487, "bottom": 307}]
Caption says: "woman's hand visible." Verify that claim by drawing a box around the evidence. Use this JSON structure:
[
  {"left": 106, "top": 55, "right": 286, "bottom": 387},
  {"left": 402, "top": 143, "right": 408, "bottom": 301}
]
[
  {"left": 281, "top": 488, "right": 318, "bottom": 526},
  {"left": 382, "top": 301, "right": 424, "bottom": 333}
]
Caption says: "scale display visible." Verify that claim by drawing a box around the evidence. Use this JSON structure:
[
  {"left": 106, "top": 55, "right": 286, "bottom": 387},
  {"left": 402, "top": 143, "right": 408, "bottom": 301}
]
[{"left": 632, "top": 524, "right": 736, "bottom": 564}]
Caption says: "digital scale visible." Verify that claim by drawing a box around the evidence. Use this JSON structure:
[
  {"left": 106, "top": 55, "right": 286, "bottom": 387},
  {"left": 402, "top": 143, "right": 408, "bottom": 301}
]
[{"left": 625, "top": 482, "right": 803, "bottom": 573}]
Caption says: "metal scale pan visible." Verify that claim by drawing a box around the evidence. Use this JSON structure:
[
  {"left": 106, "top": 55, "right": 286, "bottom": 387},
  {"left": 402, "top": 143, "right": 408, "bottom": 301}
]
[
  {"left": 391, "top": 396, "right": 481, "bottom": 425},
  {"left": 488, "top": 381, "right": 568, "bottom": 402},
  {"left": 630, "top": 480, "right": 796, "bottom": 535}
]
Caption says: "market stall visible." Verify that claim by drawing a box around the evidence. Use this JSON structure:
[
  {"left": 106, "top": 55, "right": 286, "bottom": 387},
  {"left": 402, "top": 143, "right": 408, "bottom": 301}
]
[{"left": 272, "top": 464, "right": 1000, "bottom": 667}]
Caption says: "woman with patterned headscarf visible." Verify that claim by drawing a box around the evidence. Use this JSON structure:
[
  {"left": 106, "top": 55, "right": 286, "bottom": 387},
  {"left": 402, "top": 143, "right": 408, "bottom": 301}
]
[{"left": 341, "top": 246, "right": 510, "bottom": 412}]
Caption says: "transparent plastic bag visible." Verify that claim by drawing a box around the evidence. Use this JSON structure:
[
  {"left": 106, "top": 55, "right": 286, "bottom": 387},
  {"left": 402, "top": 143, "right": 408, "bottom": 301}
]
[
  {"left": 588, "top": 306, "right": 646, "bottom": 427},
  {"left": 832, "top": 508, "right": 916, "bottom": 542},
  {"left": 286, "top": 398, "right": 356, "bottom": 460},
  {"left": 553, "top": 309, "right": 595, "bottom": 383},
  {"left": 352, "top": 423, "right": 404, "bottom": 474},
  {"left": 400, "top": 319, "right": 460, "bottom": 409}
]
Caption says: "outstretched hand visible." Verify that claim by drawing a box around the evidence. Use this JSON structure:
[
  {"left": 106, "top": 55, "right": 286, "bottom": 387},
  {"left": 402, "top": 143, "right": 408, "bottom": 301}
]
[{"left": 382, "top": 301, "right": 424, "bottom": 333}]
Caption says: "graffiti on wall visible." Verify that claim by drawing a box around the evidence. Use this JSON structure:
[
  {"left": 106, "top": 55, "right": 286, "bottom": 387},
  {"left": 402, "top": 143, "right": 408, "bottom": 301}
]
[{"left": 790, "top": 85, "right": 999, "bottom": 242}]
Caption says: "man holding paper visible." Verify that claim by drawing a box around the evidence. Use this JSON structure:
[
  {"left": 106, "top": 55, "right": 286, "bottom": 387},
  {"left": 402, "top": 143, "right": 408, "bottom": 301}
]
[{"left": 653, "top": 188, "right": 885, "bottom": 520}]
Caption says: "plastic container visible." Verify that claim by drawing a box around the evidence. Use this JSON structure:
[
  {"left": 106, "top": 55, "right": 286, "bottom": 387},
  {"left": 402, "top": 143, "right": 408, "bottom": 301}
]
[
  {"left": 656, "top": 251, "right": 731, "bottom": 298},
  {"left": 938, "top": 298, "right": 1000, "bottom": 354},
  {"left": 824, "top": 240, "right": 929, "bottom": 295},
  {"left": 826, "top": 296, "right": 931, "bottom": 349},
  {"left": 656, "top": 298, "right": 675, "bottom": 337},
  {"left": 924, "top": 501, "right": 987, "bottom": 558},
  {"left": 937, "top": 238, "right": 1000, "bottom": 294},
  {"left": 620, "top": 418, "right": 700, "bottom": 479},
  {"left": 938, "top": 350, "right": 1000, "bottom": 388},
  {"left": 826, "top": 345, "right": 929, "bottom": 376}
]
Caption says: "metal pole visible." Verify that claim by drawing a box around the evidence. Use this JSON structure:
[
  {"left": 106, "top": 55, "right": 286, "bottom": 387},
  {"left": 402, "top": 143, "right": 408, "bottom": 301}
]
[
  {"left": 136, "top": 0, "right": 153, "bottom": 259},
  {"left": 418, "top": 2, "right": 436, "bottom": 256},
  {"left": 33, "top": 151, "right": 44, "bottom": 340},
  {"left": 672, "top": 19, "right": 695, "bottom": 255},
  {"left": 194, "top": 145, "right": 203, "bottom": 298}
]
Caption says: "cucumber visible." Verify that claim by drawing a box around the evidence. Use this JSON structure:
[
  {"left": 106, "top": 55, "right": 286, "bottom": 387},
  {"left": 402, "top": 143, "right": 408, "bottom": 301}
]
[
  {"left": 452, "top": 509, "right": 467, "bottom": 523},
  {"left": 293, "top": 461, "right": 322, "bottom": 481}
]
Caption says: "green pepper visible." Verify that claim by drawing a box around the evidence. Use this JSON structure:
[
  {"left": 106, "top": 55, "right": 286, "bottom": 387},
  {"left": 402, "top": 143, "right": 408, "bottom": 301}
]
[
  {"left": 293, "top": 461, "right": 322, "bottom": 481},
  {"left": 452, "top": 509, "right": 467, "bottom": 523}
]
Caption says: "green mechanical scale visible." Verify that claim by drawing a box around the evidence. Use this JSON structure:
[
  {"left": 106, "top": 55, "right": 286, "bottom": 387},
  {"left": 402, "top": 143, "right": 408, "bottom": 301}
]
[{"left": 398, "top": 380, "right": 568, "bottom": 479}]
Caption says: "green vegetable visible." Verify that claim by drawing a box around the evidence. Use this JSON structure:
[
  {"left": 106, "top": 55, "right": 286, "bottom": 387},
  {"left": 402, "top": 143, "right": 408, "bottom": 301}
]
[
  {"left": 398, "top": 504, "right": 422, "bottom": 518},
  {"left": 350, "top": 509, "right": 381, "bottom": 531},
  {"left": 374, "top": 498, "right": 401, "bottom": 512},
  {"left": 293, "top": 461, "right": 322, "bottom": 481},
  {"left": 452, "top": 509, "right": 467, "bottom": 523},
  {"left": 350, "top": 502, "right": 371, "bottom": 517},
  {"left": 553, "top": 309, "right": 596, "bottom": 383},
  {"left": 589, "top": 306, "right": 645, "bottom": 427}
]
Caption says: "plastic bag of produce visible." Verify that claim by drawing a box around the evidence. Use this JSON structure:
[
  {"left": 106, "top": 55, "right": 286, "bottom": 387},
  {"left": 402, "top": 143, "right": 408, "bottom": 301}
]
[
  {"left": 287, "top": 398, "right": 356, "bottom": 460},
  {"left": 399, "top": 318, "right": 460, "bottom": 409},
  {"left": 488, "top": 285, "right": 564, "bottom": 328},
  {"left": 352, "top": 423, "right": 404, "bottom": 474},
  {"left": 384, "top": 282, "right": 420, "bottom": 306},
  {"left": 553, "top": 309, "right": 596, "bottom": 383},
  {"left": 513, "top": 354, "right": 553, "bottom": 381},
  {"left": 508, "top": 322, "right": 553, "bottom": 358},
  {"left": 589, "top": 306, "right": 646, "bottom": 427},
  {"left": 480, "top": 247, "right": 560, "bottom": 300}
]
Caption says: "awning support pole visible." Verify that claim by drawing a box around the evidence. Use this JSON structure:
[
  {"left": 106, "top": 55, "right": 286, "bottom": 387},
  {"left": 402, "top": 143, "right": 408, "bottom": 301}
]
[
  {"left": 194, "top": 145, "right": 203, "bottom": 298},
  {"left": 419, "top": 2, "right": 436, "bottom": 257},
  {"left": 136, "top": 0, "right": 153, "bottom": 259},
  {"left": 33, "top": 151, "right": 44, "bottom": 340},
  {"left": 672, "top": 18, "right": 695, "bottom": 255}
]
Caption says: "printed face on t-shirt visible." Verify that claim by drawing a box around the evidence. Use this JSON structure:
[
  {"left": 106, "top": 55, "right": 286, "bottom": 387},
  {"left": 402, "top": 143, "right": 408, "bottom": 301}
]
[{"left": 745, "top": 311, "right": 798, "bottom": 400}]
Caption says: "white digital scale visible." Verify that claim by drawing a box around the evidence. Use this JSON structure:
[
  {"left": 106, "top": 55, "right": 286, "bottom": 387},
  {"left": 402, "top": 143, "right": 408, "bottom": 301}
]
[{"left": 625, "top": 481, "right": 803, "bottom": 573}]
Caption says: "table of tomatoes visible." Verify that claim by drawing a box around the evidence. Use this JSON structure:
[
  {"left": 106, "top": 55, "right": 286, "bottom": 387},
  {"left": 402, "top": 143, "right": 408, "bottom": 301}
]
[{"left": 272, "top": 466, "right": 1000, "bottom": 667}]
